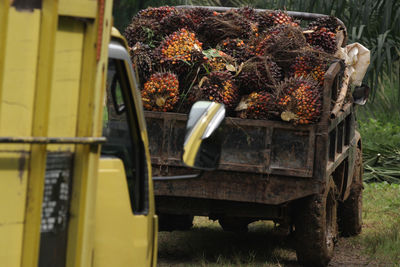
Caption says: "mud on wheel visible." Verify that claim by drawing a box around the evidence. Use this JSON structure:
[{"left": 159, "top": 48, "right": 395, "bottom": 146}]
[
  {"left": 338, "top": 147, "right": 363, "bottom": 236},
  {"left": 294, "top": 178, "right": 338, "bottom": 267}
]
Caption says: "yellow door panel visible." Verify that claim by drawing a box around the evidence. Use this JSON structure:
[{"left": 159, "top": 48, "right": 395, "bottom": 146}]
[
  {"left": 0, "top": 8, "right": 40, "bottom": 266},
  {"left": 94, "top": 158, "right": 153, "bottom": 267},
  {"left": 0, "top": 153, "right": 29, "bottom": 223},
  {"left": 47, "top": 17, "right": 84, "bottom": 151},
  {"left": 58, "top": 0, "right": 97, "bottom": 18},
  {"left": 0, "top": 8, "right": 40, "bottom": 137},
  {"left": 0, "top": 153, "right": 29, "bottom": 267},
  {"left": 0, "top": 223, "right": 24, "bottom": 267}
]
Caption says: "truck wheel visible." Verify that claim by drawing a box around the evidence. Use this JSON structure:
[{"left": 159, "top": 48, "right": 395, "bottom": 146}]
[
  {"left": 294, "top": 179, "right": 338, "bottom": 267},
  {"left": 218, "top": 217, "right": 251, "bottom": 233},
  {"left": 158, "top": 214, "right": 194, "bottom": 231},
  {"left": 338, "top": 148, "right": 363, "bottom": 236}
]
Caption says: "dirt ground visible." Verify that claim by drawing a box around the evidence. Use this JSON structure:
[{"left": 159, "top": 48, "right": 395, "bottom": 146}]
[{"left": 157, "top": 217, "right": 382, "bottom": 267}]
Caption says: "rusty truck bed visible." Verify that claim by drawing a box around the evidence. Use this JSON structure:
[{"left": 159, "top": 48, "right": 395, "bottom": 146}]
[{"left": 146, "top": 112, "right": 317, "bottom": 177}]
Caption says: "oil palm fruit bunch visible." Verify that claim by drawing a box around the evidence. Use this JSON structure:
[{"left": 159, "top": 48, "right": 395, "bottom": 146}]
[
  {"left": 197, "top": 10, "right": 253, "bottom": 48},
  {"left": 308, "top": 16, "right": 342, "bottom": 33},
  {"left": 159, "top": 9, "right": 196, "bottom": 36},
  {"left": 255, "top": 25, "right": 307, "bottom": 70},
  {"left": 234, "top": 6, "right": 263, "bottom": 34},
  {"left": 124, "top": 6, "right": 177, "bottom": 47},
  {"left": 234, "top": 6, "right": 260, "bottom": 22},
  {"left": 219, "top": 38, "right": 254, "bottom": 63},
  {"left": 277, "top": 77, "right": 322, "bottom": 124},
  {"left": 130, "top": 42, "right": 154, "bottom": 86},
  {"left": 254, "top": 27, "right": 282, "bottom": 56},
  {"left": 137, "top": 6, "right": 177, "bottom": 20},
  {"left": 257, "top": 10, "right": 299, "bottom": 29},
  {"left": 183, "top": 7, "right": 215, "bottom": 30},
  {"left": 254, "top": 25, "right": 304, "bottom": 56},
  {"left": 304, "top": 27, "right": 337, "bottom": 54},
  {"left": 141, "top": 72, "right": 179, "bottom": 112},
  {"left": 199, "top": 71, "right": 239, "bottom": 111},
  {"left": 124, "top": 18, "right": 160, "bottom": 48},
  {"left": 237, "top": 56, "right": 282, "bottom": 94},
  {"left": 290, "top": 55, "right": 328, "bottom": 86},
  {"left": 208, "top": 56, "right": 229, "bottom": 72},
  {"left": 203, "top": 49, "right": 234, "bottom": 72},
  {"left": 157, "top": 28, "right": 203, "bottom": 65},
  {"left": 236, "top": 91, "right": 277, "bottom": 119}
]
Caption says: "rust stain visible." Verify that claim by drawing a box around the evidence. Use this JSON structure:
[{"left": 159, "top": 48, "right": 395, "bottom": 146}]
[
  {"left": 18, "top": 153, "right": 26, "bottom": 182},
  {"left": 11, "top": 0, "right": 42, "bottom": 11}
]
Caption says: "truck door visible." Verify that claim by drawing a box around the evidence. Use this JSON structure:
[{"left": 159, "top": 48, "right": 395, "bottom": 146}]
[{"left": 93, "top": 38, "right": 157, "bottom": 267}]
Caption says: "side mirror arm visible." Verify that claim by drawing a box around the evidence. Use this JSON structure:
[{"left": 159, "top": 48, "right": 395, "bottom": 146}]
[{"left": 152, "top": 171, "right": 204, "bottom": 181}]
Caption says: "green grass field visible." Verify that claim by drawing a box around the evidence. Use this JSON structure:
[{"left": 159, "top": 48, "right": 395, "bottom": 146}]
[{"left": 360, "top": 182, "right": 400, "bottom": 264}]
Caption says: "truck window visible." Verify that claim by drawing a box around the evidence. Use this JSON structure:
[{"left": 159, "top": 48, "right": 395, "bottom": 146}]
[{"left": 101, "top": 58, "right": 148, "bottom": 214}]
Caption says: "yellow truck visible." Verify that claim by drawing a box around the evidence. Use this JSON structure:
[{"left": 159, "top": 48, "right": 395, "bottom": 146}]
[{"left": 0, "top": 1, "right": 224, "bottom": 266}]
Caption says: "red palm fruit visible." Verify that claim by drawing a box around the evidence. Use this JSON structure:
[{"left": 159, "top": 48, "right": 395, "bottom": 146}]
[
  {"left": 254, "top": 26, "right": 285, "bottom": 56},
  {"left": 124, "top": 6, "right": 177, "bottom": 47},
  {"left": 236, "top": 91, "right": 277, "bottom": 120},
  {"left": 137, "top": 6, "right": 177, "bottom": 20},
  {"left": 199, "top": 71, "right": 239, "bottom": 111},
  {"left": 276, "top": 77, "right": 322, "bottom": 124},
  {"left": 157, "top": 28, "right": 203, "bottom": 65},
  {"left": 130, "top": 42, "right": 154, "bottom": 86},
  {"left": 305, "top": 27, "right": 337, "bottom": 54},
  {"left": 257, "top": 10, "right": 299, "bottom": 29},
  {"left": 219, "top": 38, "right": 254, "bottom": 63},
  {"left": 290, "top": 55, "right": 328, "bottom": 86},
  {"left": 235, "top": 6, "right": 260, "bottom": 22},
  {"left": 183, "top": 7, "right": 214, "bottom": 28},
  {"left": 159, "top": 9, "right": 196, "bottom": 36},
  {"left": 141, "top": 72, "right": 179, "bottom": 112},
  {"left": 204, "top": 49, "right": 235, "bottom": 72},
  {"left": 124, "top": 18, "right": 161, "bottom": 47},
  {"left": 308, "top": 16, "right": 343, "bottom": 33}
]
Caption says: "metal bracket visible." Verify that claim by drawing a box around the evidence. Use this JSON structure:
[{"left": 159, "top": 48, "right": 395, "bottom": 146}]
[{"left": 0, "top": 136, "right": 106, "bottom": 144}]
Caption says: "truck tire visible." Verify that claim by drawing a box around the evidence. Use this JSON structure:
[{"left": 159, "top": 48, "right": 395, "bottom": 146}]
[
  {"left": 218, "top": 217, "right": 252, "bottom": 233},
  {"left": 294, "top": 178, "right": 338, "bottom": 267},
  {"left": 158, "top": 214, "right": 194, "bottom": 231},
  {"left": 338, "top": 148, "right": 363, "bottom": 236}
]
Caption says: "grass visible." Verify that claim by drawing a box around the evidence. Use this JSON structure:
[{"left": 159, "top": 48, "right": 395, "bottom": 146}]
[
  {"left": 158, "top": 218, "right": 298, "bottom": 266},
  {"left": 361, "top": 182, "right": 400, "bottom": 264},
  {"left": 157, "top": 183, "right": 400, "bottom": 266}
]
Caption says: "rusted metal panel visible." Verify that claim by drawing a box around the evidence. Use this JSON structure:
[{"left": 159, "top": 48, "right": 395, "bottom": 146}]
[
  {"left": 153, "top": 166, "right": 320, "bottom": 205},
  {"left": 329, "top": 103, "right": 352, "bottom": 132},
  {"left": 313, "top": 61, "right": 343, "bottom": 187},
  {"left": 327, "top": 146, "right": 350, "bottom": 175},
  {"left": 145, "top": 111, "right": 317, "bottom": 177}
]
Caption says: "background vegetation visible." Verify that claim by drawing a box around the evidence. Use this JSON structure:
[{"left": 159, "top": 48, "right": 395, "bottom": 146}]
[{"left": 113, "top": 0, "right": 400, "bottom": 183}]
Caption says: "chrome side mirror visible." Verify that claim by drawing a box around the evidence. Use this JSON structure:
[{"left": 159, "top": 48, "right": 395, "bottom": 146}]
[{"left": 182, "top": 101, "right": 225, "bottom": 170}]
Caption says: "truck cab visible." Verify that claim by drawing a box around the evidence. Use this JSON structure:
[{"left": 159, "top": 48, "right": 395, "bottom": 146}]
[{"left": 0, "top": 2, "right": 222, "bottom": 266}]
